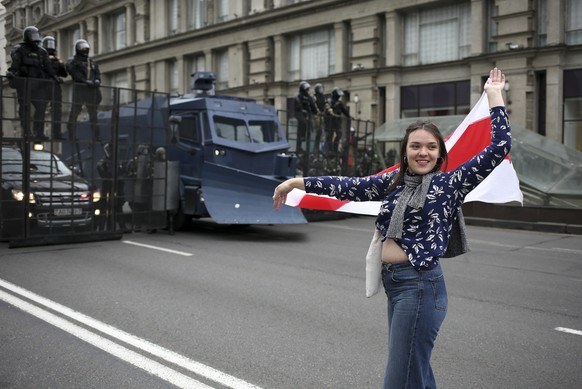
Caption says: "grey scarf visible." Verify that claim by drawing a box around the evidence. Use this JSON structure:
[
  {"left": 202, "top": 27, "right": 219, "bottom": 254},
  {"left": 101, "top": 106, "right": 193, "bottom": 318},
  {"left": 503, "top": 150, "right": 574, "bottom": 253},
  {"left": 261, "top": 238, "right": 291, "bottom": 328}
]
[{"left": 385, "top": 172, "right": 470, "bottom": 258}]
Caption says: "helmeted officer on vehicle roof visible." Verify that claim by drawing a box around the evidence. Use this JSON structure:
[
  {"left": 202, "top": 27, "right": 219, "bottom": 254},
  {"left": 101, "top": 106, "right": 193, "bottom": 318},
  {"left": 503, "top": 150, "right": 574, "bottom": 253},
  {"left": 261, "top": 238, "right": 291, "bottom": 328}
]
[
  {"left": 7, "top": 26, "right": 59, "bottom": 141},
  {"left": 293, "top": 81, "right": 317, "bottom": 154},
  {"left": 42, "top": 36, "right": 67, "bottom": 140},
  {"left": 66, "top": 39, "right": 102, "bottom": 142}
]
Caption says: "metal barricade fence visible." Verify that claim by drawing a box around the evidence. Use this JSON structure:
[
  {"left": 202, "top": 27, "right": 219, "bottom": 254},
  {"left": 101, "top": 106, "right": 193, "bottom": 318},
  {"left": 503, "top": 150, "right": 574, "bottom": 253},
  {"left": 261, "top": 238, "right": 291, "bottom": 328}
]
[
  {"left": 0, "top": 76, "right": 172, "bottom": 247},
  {"left": 279, "top": 108, "right": 377, "bottom": 177}
]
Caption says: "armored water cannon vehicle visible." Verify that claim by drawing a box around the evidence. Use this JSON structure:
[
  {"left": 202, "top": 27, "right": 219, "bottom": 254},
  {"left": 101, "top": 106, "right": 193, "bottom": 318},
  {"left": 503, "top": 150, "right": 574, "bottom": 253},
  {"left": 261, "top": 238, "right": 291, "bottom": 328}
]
[
  {"left": 65, "top": 71, "right": 306, "bottom": 230},
  {"left": 166, "top": 72, "right": 306, "bottom": 228}
]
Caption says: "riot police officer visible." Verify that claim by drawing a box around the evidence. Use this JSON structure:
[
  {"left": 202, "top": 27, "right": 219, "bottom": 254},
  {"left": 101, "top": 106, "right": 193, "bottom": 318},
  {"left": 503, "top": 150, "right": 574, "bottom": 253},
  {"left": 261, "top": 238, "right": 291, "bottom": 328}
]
[
  {"left": 42, "top": 36, "right": 67, "bottom": 140},
  {"left": 293, "top": 81, "right": 317, "bottom": 153},
  {"left": 7, "top": 26, "right": 58, "bottom": 140},
  {"left": 66, "top": 39, "right": 102, "bottom": 142},
  {"left": 97, "top": 143, "right": 127, "bottom": 231},
  {"left": 327, "top": 87, "right": 351, "bottom": 154},
  {"left": 313, "top": 83, "right": 333, "bottom": 154}
]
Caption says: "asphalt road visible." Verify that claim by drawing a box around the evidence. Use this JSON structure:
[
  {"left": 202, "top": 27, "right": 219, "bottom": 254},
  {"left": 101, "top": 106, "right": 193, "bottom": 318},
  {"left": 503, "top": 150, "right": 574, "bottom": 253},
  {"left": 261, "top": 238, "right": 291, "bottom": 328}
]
[{"left": 0, "top": 216, "right": 581, "bottom": 389}]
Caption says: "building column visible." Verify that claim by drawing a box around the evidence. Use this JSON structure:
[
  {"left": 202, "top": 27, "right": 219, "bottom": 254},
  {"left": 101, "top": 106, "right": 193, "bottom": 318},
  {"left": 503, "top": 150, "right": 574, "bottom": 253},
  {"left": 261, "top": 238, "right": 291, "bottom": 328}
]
[
  {"left": 135, "top": 0, "right": 150, "bottom": 43},
  {"left": 350, "top": 15, "right": 380, "bottom": 70},
  {"left": 273, "top": 34, "right": 284, "bottom": 82},
  {"left": 204, "top": 49, "right": 213, "bottom": 76},
  {"left": 179, "top": 0, "right": 187, "bottom": 32},
  {"left": 546, "top": 0, "right": 564, "bottom": 45},
  {"left": 176, "top": 55, "right": 185, "bottom": 93},
  {"left": 545, "top": 65, "right": 563, "bottom": 142},
  {"left": 248, "top": 38, "right": 272, "bottom": 84},
  {"left": 229, "top": 43, "right": 247, "bottom": 88},
  {"left": 470, "top": 0, "right": 486, "bottom": 55},
  {"left": 126, "top": 3, "right": 135, "bottom": 48},
  {"left": 86, "top": 16, "right": 98, "bottom": 54},
  {"left": 384, "top": 11, "right": 399, "bottom": 67},
  {"left": 334, "top": 21, "right": 347, "bottom": 74}
]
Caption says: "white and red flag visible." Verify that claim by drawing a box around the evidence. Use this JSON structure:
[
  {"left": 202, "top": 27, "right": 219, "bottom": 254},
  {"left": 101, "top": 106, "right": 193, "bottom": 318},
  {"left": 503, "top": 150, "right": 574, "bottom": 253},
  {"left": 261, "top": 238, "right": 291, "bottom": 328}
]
[{"left": 284, "top": 92, "right": 523, "bottom": 214}]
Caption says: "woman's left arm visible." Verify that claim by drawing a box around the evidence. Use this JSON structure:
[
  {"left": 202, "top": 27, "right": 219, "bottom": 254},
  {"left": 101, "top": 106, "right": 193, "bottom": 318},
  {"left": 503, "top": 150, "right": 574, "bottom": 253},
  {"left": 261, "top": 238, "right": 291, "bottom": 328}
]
[{"left": 450, "top": 68, "right": 512, "bottom": 193}]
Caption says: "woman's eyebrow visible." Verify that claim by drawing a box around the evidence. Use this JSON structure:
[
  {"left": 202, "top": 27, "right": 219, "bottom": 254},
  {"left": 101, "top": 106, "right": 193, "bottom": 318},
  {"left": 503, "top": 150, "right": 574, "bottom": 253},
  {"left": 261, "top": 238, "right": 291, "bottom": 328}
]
[{"left": 409, "top": 141, "right": 438, "bottom": 145}]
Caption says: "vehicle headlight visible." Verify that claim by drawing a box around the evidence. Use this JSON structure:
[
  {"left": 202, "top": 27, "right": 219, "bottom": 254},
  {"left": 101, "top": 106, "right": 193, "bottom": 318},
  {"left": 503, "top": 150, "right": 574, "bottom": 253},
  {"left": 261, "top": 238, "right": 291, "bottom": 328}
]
[
  {"left": 93, "top": 190, "right": 101, "bottom": 203},
  {"left": 11, "top": 190, "right": 35, "bottom": 203}
]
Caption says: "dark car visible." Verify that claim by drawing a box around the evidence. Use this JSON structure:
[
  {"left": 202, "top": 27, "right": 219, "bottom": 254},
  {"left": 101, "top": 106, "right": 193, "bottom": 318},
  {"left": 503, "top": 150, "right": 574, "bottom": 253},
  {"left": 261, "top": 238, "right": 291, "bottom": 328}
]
[{"left": 0, "top": 146, "right": 101, "bottom": 239}]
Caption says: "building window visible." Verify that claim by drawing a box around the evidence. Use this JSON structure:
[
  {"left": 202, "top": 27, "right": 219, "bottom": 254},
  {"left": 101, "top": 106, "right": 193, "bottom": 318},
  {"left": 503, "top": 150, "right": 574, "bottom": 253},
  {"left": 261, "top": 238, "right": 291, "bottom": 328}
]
[
  {"left": 32, "top": 5, "right": 42, "bottom": 24},
  {"left": 400, "top": 80, "right": 470, "bottom": 118},
  {"left": 188, "top": 55, "right": 206, "bottom": 75},
  {"left": 187, "top": 55, "right": 206, "bottom": 91},
  {"left": 113, "top": 11, "right": 126, "bottom": 50},
  {"left": 563, "top": 69, "right": 582, "bottom": 151},
  {"left": 14, "top": 8, "right": 26, "bottom": 29},
  {"left": 216, "top": 0, "right": 229, "bottom": 22},
  {"left": 169, "top": 60, "right": 180, "bottom": 95},
  {"left": 187, "top": 0, "right": 206, "bottom": 29},
  {"left": 63, "top": 26, "right": 80, "bottom": 60},
  {"left": 61, "top": 0, "right": 81, "bottom": 12},
  {"left": 537, "top": 0, "right": 547, "bottom": 47},
  {"left": 487, "top": 0, "right": 498, "bottom": 52},
  {"left": 403, "top": 3, "right": 471, "bottom": 66},
  {"left": 288, "top": 28, "right": 336, "bottom": 81},
  {"left": 216, "top": 50, "right": 229, "bottom": 90},
  {"left": 110, "top": 70, "right": 131, "bottom": 104},
  {"left": 566, "top": 0, "right": 582, "bottom": 45},
  {"left": 276, "top": 0, "right": 304, "bottom": 6},
  {"left": 50, "top": 1, "right": 60, "bottom": 16},
  {"left": 169, "top": 0, "right": 179, "bottom": 35}
]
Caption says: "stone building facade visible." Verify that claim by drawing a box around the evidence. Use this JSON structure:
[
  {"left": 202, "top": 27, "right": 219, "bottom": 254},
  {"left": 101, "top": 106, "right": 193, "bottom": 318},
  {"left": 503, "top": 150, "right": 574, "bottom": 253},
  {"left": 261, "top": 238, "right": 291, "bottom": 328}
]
[{"left": 2, "top": 0, "right": 581, "bottom": 151}]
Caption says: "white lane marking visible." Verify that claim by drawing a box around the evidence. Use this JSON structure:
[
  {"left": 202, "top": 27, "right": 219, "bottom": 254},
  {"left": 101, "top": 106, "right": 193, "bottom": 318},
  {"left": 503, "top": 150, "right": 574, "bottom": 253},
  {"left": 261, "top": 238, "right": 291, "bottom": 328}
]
[
  {"left": 0, "top": 290, "right": 213, "bottom": 389},
  {"left": 123, "top": 240, "right": 193, "bottom": 256},
  {"left": 555, "top": 327, "right": 582, "bottom": 336},
  {"left": 470, "top": 239, "right": 520, "bottom": 248},
  {"left": 0, "top": 278, "right": 262, "bottom": 389},
  {"left": 524, "top": 246, "right": 582, "bottom": 255}
]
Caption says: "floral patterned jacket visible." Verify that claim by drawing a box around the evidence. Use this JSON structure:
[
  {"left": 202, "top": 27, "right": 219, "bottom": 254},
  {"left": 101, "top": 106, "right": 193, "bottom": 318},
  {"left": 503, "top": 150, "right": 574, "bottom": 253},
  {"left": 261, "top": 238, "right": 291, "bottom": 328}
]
[{"left": 304, "top": 106, "right": 511, "bottom": 269}]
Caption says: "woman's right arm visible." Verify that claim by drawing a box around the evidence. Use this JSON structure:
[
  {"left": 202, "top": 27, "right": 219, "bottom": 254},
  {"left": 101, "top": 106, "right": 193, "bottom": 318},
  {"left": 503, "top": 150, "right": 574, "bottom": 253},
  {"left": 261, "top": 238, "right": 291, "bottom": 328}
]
[
  {"left": 273, "top": 172, "right": 394, "bottom": 209},
  {"left": 273, "top": 177, "right": 304, "bottom": 209}
]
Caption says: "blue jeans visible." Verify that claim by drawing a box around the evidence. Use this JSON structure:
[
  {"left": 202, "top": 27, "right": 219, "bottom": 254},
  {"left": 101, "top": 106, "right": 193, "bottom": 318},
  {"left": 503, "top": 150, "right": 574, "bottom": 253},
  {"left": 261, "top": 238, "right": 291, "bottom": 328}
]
[{"left": 381, "top": 261, "right": 448, "bottom": 389}]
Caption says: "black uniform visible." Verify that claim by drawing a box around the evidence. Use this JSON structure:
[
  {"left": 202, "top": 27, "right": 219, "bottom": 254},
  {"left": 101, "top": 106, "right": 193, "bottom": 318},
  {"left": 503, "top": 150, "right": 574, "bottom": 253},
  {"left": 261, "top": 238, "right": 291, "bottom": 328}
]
[
  {"left": 313, "top": 84, "right": 333, "bottom": 152},
  {"left": 43, "top": 36, "right": 67, "bottom": 139},
  {"left": 293, "top": 81, "right": 317, "bottom": 152},
  {"left": 7, "top": 27, "right": 56, "bottom": 140},
  {"left": 66, "top": 39, "right": 102, "bottom": 141},
  {"left": 327, "top": 88, "right": 351, "bottom": 153},
  {"left": 96, "top": 144, "right": 126, "bottom": 231}
]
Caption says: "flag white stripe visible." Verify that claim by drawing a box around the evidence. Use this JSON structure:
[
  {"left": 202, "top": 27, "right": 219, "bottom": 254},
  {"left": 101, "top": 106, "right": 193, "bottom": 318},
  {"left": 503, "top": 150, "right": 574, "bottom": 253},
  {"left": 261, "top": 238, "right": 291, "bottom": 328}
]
[{"left": 284, "top": 92, "right": 523, "bottom": 212}]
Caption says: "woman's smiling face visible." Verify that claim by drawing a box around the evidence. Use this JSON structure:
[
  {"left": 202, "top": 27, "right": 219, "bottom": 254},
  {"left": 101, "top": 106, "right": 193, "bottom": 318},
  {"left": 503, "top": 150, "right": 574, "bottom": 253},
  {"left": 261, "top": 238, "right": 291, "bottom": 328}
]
[{"left": 405, "top": 129, "right": 440, "bottom": 175}]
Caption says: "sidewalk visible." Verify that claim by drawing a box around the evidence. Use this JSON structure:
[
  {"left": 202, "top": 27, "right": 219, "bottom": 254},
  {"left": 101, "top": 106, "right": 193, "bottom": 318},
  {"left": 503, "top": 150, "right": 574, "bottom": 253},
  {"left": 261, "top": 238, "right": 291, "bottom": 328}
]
[
  {"left": 303, "top": 204, "right": 582, "bottom": 235},
  {"left": 462, "top": 203, "right": 582, "bottom": 235}
]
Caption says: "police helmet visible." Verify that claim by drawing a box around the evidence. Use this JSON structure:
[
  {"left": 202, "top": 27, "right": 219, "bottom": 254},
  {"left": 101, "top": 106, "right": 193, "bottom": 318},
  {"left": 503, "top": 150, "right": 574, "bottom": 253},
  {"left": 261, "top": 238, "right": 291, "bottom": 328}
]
[
  {"left": 42, "top": 36, "right": 57, "bottom": 54},
  {"left": 314, "top": 83, "right": 324, "bottom": 94},
  {"left": 23, "top": 26, "right": 41, "bottom": 44},
  {"left": 299, "top": 81, "right": 311, "bottom": 92},
  {"left": 332, "top": 87, "right": 344, "bottom": 98},
  {"left": 74, "top": 39, "right": 90, "bottom": 53}
]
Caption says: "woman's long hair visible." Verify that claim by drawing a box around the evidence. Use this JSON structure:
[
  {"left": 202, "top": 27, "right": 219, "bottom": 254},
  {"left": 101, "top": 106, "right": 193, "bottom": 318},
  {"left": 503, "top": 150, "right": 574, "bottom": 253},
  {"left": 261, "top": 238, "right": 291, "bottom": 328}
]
[{"left": 385, "top": 121, "right": 448, "bottom": 193}]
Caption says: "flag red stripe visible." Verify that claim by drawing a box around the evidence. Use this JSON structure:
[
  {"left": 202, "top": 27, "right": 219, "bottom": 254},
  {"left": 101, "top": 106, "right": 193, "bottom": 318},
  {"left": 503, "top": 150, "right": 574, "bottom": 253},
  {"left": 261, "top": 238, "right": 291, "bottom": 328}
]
[
  {"left": 297, "top": 194, "right": 350, "bottom": 210},
  {"left": 444, "top": 117, "right": 491, "bottom": 170},
  {"left": 290, "top": 93, "right": 521, "bottom": 211}
]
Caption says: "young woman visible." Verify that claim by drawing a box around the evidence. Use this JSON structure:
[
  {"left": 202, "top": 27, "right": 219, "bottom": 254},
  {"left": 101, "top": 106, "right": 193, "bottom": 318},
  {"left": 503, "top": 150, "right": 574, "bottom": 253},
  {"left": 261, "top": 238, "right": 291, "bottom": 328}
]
[{"left": 273, "top": 67, "right": 509, "bottom": 388}]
